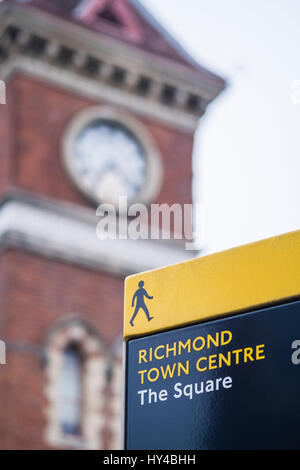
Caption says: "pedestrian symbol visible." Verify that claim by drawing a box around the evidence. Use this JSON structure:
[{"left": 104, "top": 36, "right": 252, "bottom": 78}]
[{"left": 129, "top": 281, "right": 154, "bottom": 327}]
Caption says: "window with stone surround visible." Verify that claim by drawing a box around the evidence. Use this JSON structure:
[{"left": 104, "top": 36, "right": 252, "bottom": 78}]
[
  {"left": 44, "top": 317, "right": 106, "bottom": 449},
  {"left": 59, "top": 343, "right": 82, "bottom": 437}
]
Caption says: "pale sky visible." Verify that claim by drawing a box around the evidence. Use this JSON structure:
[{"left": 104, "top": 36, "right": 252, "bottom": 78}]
[{"left": 142, "top": 0, "right": 300, "bottom": 254}]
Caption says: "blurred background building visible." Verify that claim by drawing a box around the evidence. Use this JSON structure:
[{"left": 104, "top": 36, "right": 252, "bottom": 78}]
[{"left": 0, "top": 0, "right": 224, "bottom": 449}]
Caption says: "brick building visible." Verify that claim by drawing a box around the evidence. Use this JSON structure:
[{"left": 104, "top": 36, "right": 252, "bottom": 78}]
[{"left": 0, "top": 0, "right": 225, "bottom": 449}]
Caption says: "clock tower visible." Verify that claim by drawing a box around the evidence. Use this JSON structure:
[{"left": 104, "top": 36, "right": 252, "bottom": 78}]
[{"left": 0, "top": 0, "right": 225, "bottom": 449}]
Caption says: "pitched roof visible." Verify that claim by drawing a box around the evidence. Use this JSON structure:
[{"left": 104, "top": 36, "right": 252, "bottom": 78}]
[{"left": 12, "top": 0, "right": 224, "bottom": 85}]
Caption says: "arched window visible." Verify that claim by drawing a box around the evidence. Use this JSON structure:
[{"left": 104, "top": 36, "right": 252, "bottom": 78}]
[
  {"left": 59, "top": 344, "right": 82, "bottom": 437},
  {"left": 107, "top": 337, "right": 123, "bottom": 450},
  {"left": 44, "top": 318, "right": 105, "bottom": 449}
]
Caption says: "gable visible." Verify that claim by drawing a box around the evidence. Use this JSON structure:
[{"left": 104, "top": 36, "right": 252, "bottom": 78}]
[
  {"left": 74, "top": 0, "right": 143, "bottom": 43},
  {"left": 28, "top": 0, "right": 206, "bottom": 71}
]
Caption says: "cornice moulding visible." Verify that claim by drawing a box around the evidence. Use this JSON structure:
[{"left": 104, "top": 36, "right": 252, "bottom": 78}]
[{"left": 0, "top": 192, "right": 196, "bottom": 276}]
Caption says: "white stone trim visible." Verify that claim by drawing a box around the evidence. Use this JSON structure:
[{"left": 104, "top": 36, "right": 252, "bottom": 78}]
[
  {"left": 108, "top": 343, "right": 123, "bottom": 450},
  {"left": 0, "top": 1, "right": 224, "bottom": 100},
  {"left": 0, "top": 55, "right": 199, "bottom": 132},
  {"left": 0, "top": 194, "right": 195, "bottom": 275},
  {"left": 44, "top": 319, "right": 106, "bottom": 449},
  {"left": 62, "top": 105, "right": 163, "bottom": 206}
]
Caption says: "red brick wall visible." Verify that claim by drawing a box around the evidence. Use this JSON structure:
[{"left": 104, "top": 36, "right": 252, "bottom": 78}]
[
  {"left": 0, "top": 71, "right": 195, "bottom": 449},
  {"left": 0, "top": 79, "right": 17, "bottom": 194},
  {"left": 0, "top": 249, "right": 124, "bottom": 449},
  {"left": 3, "top": 74, "right": 193, "bottom": 209}
]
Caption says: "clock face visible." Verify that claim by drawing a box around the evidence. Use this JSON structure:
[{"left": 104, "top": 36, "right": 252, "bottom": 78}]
[{"left": 73, "top": 120, "right": 147, "bottom": 205}]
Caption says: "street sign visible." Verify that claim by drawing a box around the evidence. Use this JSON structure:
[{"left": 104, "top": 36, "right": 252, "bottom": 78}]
[
  {"left": 123, "top": 230, "right": 300, "bottom": 449},
  {"left": 125, "top": 301, "right": 300, "bottom": 449}
]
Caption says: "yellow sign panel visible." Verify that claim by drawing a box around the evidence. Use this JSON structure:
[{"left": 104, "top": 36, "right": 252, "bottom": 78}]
[{"left": 124, "top": 230, "right": 300, "bottom": 340}]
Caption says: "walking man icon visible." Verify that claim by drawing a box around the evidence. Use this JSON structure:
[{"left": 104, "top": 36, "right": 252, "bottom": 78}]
[{"left": 130, "top": 280, "right": 154, "bottom": 327}]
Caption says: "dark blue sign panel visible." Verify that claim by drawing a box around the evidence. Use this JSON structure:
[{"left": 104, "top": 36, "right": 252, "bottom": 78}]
[{"left": 125, "top": 300, "right": 300, "bottom": 449}]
